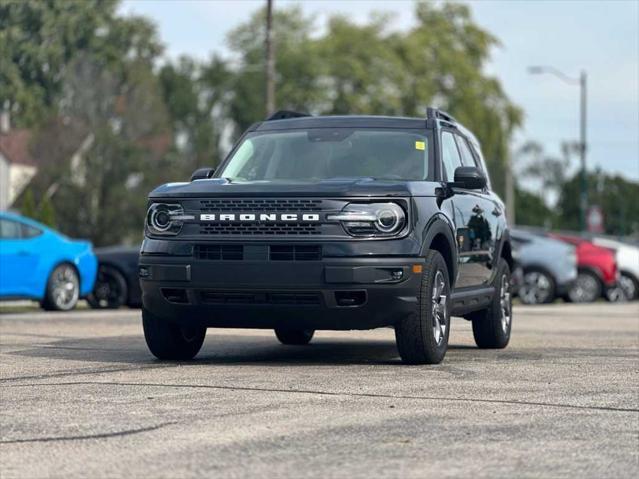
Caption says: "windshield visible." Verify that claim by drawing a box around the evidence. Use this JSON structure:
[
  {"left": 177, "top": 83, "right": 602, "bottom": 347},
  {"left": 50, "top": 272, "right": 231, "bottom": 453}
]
[{"left": 219, "top": 128, "right": 429, "bottom": 181}]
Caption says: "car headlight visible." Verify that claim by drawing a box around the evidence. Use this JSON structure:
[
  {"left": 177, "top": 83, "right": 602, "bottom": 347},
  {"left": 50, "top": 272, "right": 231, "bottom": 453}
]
[
  {"left": 146, "top": 203, "right": 192, "bottom": 236},
  {"left": 327, "top": 202, "right": 407, "bottom": 237}
]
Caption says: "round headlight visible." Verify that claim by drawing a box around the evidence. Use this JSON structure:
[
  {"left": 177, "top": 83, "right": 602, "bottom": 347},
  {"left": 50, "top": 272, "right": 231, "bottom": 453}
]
[
  {"left": 328, "top": 202, "right": 407, "bottom": 237},
  {"left": 146, "top": 203, "right": 187, "bottom": 236},
  {"left": 376, "top": 206, "right": 402, "bottom": 232},
  {"left": 151, "top": 209, "right": 172, "bottom": 231}
]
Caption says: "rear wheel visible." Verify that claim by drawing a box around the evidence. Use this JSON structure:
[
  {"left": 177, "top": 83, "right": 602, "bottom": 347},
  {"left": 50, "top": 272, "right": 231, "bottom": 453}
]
[
  {"left": 41, "top": 264, "right": 80, "bottom": 311},
  {"left": 394, "top": 250, "right": 450, "bottom": 365},
  {"left": 519, "top": 268, "right": 555, "bottom": 304},
  {"left": 619, "top": 273, "right": 638, "bottom": 301},
  {"left": 568, "top": 270, "right": 602, "bottom": 303},
  {"left": 274, "top": 328, "right": 314, "bottom": 345},
  {"left": 470, "top": 258, "right": 512, "bottom": 349},
  {"left": 142, "top": 307, "right": 206, "bottom": 360},
  {"left": 87, "top": 265, "right": 128, "bottom": 309}
]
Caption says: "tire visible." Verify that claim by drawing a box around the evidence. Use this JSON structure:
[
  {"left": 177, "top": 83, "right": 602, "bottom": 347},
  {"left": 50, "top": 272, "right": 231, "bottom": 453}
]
[
  {"left": 87, "top": 265, "right": 128, "bottom": 309},
  {"left": 142, "top": 307, "right": 206, "bottom": 360},
  {"left": 41, "top": 263, "right": 80, "bottom": 311},
  {"left": 519, "top": 268, "right": 555, "bottom": 305},
  {"left": 604, "top": 285, "right": 627, "bottom": 303},
  {"left": 274, "top": 328, "right": 314, "bottom": 345},
  {"left": 568, "top": 270, "right": 602, "bottom": 303},
  {"left": 394, "top": 250, "right": 451, "bottom": 365},
  {"left": 619, "top": 272, "right": 639, "bottom": 301},
  {"left": 469, "top": 258, "right": 512, "bottom": 349}
]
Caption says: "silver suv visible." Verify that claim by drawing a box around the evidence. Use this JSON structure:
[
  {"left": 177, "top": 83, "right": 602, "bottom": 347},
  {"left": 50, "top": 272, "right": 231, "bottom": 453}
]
[{"left": 511, "top": 229, "right": 577, "bottom": 304}]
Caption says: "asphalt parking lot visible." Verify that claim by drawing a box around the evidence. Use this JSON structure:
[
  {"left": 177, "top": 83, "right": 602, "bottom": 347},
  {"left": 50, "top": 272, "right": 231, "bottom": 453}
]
[{"left": 1, "top": 303, "right": 638, "bottom": 478}]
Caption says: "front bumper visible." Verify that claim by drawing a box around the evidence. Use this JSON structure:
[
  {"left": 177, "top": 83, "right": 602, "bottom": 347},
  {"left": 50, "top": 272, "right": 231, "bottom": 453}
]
[{"left": 139, "top": 254, "right": 424, "bottom": 330}]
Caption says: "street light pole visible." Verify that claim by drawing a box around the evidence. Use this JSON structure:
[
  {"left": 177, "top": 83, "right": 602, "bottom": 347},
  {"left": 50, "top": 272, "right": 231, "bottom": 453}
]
[
  {"left": 528, "top": 65, "right": 588, "bottom": 231},
  {"left": 579, "top": 70, "right": 588, "bottom": 232}
]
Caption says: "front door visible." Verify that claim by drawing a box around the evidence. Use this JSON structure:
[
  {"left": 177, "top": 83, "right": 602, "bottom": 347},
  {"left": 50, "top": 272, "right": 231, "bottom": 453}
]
[
  {"left": 0, "top": 218, "right": 39, "bottom": 297},
  {"left": 440, "top": 130, "right": 494, "bottom": 289}
]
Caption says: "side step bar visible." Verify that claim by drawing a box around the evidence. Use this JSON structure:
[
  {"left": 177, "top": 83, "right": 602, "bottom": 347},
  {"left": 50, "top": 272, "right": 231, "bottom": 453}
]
[{"left": 451, "top": 287, "right": 495, "bottom": 316}]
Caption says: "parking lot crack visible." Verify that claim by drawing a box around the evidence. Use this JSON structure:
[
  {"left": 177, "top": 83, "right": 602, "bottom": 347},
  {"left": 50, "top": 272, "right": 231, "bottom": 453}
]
[
  {"left": 0, "top": 421, "right": 176, "bottom": 445},
  {"left": 5, "top": 380, "right": 638, "bottom": 414}
]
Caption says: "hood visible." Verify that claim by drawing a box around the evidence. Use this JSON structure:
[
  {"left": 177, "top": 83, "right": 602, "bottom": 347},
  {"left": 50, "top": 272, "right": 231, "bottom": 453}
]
[{"left": 149, "top": 178, "right": 440, "bottom": 199}]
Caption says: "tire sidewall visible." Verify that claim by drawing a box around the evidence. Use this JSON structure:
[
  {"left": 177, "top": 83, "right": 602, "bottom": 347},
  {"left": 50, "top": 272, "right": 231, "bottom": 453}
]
[
  {"left": 494, "top": 260, "right": 513, "bottom": 343},
  {"left": 44, "top": 264, "right": 80, "bottom": 311},
  {"left": 89, "top": 265, "right": 128, "bottom": 309},
  {"left": 569, "top": 270, "right": 602, "bottom": 303},
  {"left": 520, "top": 268, "right": 555, "bottom": 304},
  {"left": 420, "top": 253, "right": 451, "bottom": 362}
]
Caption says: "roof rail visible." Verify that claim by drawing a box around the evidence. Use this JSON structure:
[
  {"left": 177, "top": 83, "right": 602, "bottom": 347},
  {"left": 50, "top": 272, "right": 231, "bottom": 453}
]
[
  {"left": 426, "top": 107, "right": 457, "bottom": 124},
  {"left": 266, "top": 110, "right": 311, "bottom": 121}
]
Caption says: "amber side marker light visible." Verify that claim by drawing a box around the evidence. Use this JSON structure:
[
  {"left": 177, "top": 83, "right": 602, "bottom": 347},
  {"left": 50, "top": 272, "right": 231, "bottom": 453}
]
[{"left": 412, "top": 264, "right": 423, "bottom": 274}]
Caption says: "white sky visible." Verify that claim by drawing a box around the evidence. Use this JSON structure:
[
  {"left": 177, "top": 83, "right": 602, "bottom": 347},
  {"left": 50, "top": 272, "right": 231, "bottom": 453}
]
[{"left": 119, "top": 0, "right": 639, "bottom": 180}]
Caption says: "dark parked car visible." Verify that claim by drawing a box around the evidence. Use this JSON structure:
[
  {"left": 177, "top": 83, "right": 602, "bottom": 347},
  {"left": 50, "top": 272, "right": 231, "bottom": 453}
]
[
  {"left": 139, "top": 109, "right": 514, "bottom": 364},
  {"left": 88, "top": 246, "right": 141, "bottom": 309}
]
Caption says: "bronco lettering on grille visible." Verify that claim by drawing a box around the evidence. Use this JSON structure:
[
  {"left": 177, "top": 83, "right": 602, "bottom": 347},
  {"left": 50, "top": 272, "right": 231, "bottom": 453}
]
[{"left": 199, "top": 213, "right": 320, "bottom": 222}]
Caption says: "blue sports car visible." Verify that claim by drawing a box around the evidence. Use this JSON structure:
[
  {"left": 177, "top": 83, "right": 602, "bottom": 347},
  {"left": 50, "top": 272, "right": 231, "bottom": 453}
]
[{"left": 0, "top": 212, "right": 97, "bottom": 310}]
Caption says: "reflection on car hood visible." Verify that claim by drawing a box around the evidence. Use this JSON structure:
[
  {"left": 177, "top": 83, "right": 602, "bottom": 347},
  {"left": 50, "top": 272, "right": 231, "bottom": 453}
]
[{"left": 149, "top": 177, "right": 440, "bottom": 198}]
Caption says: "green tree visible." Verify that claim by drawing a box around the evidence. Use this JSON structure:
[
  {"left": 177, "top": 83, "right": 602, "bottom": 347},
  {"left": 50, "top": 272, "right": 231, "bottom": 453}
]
[
  {"left": 0, "top": 0, "right": 118, "bottom": 126},
  {"left": 558, "top": 170, "right": 639, "bottom": 236},
  {"left": 223, "top": 2, "right": 522, "bottom": 196},
  {"left": 159, "top": 55, "right": 231, "bottom": 173}
]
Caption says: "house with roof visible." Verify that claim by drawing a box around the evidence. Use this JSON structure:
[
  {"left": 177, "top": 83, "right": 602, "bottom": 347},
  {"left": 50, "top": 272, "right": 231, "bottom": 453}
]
[{"left": 0, "top": 112, "right": 37, "bottom": 211}]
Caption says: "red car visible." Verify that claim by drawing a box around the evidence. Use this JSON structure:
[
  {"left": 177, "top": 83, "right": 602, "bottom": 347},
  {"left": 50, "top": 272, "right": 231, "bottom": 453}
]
[{"left": 548, "top": 233, "right": 618, "bottom": 303}]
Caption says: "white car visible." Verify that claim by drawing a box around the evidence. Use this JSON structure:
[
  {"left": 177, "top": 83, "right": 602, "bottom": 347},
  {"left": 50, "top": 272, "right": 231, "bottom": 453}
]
[{"left": 592, "top": 237, "right": 639, "bottom": 301}]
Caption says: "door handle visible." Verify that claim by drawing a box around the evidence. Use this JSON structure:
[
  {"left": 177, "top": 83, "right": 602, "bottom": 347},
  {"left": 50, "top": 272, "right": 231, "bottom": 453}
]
[
  {"left": 492, "top": 207, "right": 502, "bottom": 217},
  {"left": 17, "top": 250, "right": 30, "bottom": 256}
]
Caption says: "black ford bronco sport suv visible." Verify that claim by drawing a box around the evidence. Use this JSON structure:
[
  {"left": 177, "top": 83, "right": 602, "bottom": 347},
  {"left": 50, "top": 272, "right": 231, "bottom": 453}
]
[{"left": 140, "top": 108, "right": 513, "bottom": 364}]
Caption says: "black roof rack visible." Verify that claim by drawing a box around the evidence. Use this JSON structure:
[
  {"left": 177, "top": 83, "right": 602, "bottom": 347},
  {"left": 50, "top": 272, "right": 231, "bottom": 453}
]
[
  {"left": 266, "top": 110, "right": 311, "bottom": 121},
  {"left": 426, "top": 107, "right": 457, "bottom": 124}
]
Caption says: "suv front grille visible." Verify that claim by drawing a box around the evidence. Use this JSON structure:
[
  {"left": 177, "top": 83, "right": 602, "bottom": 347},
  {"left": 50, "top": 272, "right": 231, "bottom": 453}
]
[
  {"left": 194, "top": 244, "right": 243, "bottom": 260},
  {"left": 200, "top": 199, "right": 323, "bottom": 212},
  {"left": 270, "top": 245, "right": 322, "bottom": 261},
  {"left": 199, "top": 223, "right": 321, "bottom": 236},
  {"left": 199, "top": 290, "right": 321, "bottom": 305}
]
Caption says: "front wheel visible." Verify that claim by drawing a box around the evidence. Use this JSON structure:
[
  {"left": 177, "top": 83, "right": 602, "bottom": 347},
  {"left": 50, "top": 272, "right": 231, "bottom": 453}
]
[
  {"left": 274, "top": 328, "right": 314, "bottom": 345},
  {"left": 619, "top": 273, "right": 638, "bottom": 301},
  {"left": 469, "top": 258, "right": 512, "bottom": 349},
  {"left": 142, "top": 307, "right": 206, "bottom": 360},
  {"left": 394, "top": 250, "right": 450, "bottom": 365},
  {"left": 568, "top": 270, "right": 602, "bottom": 303},
  {"left": 41, "top": 264, "right": 80, "bottom": 311}
]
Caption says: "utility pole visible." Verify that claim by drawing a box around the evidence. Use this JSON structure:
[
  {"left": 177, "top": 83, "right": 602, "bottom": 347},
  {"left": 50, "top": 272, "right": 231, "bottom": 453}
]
[
  {"left": 265, "top": 0, "right": 275, "bottom": 116},
  {"left": 579, "top": 70, "right": 588, "bottom": 233},
  {"left": 528, "top": 65, "right": 588, "bottom": 231},
  {"left": 505, "top": 154, "right": 515, "bottom": 226}
]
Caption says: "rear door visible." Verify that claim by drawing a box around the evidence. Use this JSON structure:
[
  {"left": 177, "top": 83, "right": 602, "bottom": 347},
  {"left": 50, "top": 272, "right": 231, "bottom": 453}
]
[{"left": 440, "top": 130, "right": 494, "bottom": 288}]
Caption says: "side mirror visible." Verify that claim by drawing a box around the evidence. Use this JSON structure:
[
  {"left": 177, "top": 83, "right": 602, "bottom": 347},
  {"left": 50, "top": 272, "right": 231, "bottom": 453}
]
[
  {"left": 190, "top": 167, "right": 215, "bottom": 182},
  {"left": 452, "top": 166, "right": 486, "bottom": 190}
]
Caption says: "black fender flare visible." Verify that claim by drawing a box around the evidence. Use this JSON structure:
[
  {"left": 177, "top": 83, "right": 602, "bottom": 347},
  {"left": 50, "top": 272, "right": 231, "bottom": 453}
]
[
  {"left": 495, "top": 228, "right": 513, "bottom": 270},
  {"left": 419, "top": 215, "right": 458, "bottom": 284}
]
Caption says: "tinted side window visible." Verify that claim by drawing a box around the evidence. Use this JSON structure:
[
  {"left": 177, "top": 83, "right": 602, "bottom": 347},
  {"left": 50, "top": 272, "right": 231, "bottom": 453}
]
[
  {"left": 468, "top": 143, "right": 492, "bottom": 190},
  {"left": 0, "top": 219, "right": 22, "bottom": 239},
  {"left": 455, "top": 135, "right": 477, "bottom": 167},
  {"left": 440, "top": 131, "right": 463, "bottom": 181},
  {"left": 21, "top": 224, "right": 42, "bottom": 238}
]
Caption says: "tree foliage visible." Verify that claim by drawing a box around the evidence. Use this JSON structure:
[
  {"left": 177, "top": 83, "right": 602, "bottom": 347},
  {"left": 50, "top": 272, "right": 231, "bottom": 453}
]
[{"left": 8, "top": 0, "right": 632, "bottom": 243}]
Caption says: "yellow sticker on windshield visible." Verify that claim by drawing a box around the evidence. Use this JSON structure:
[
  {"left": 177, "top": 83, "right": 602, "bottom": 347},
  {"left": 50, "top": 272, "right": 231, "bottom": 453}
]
[{"left": 415, "top": 141, "right": 425, "bottom": 151}]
